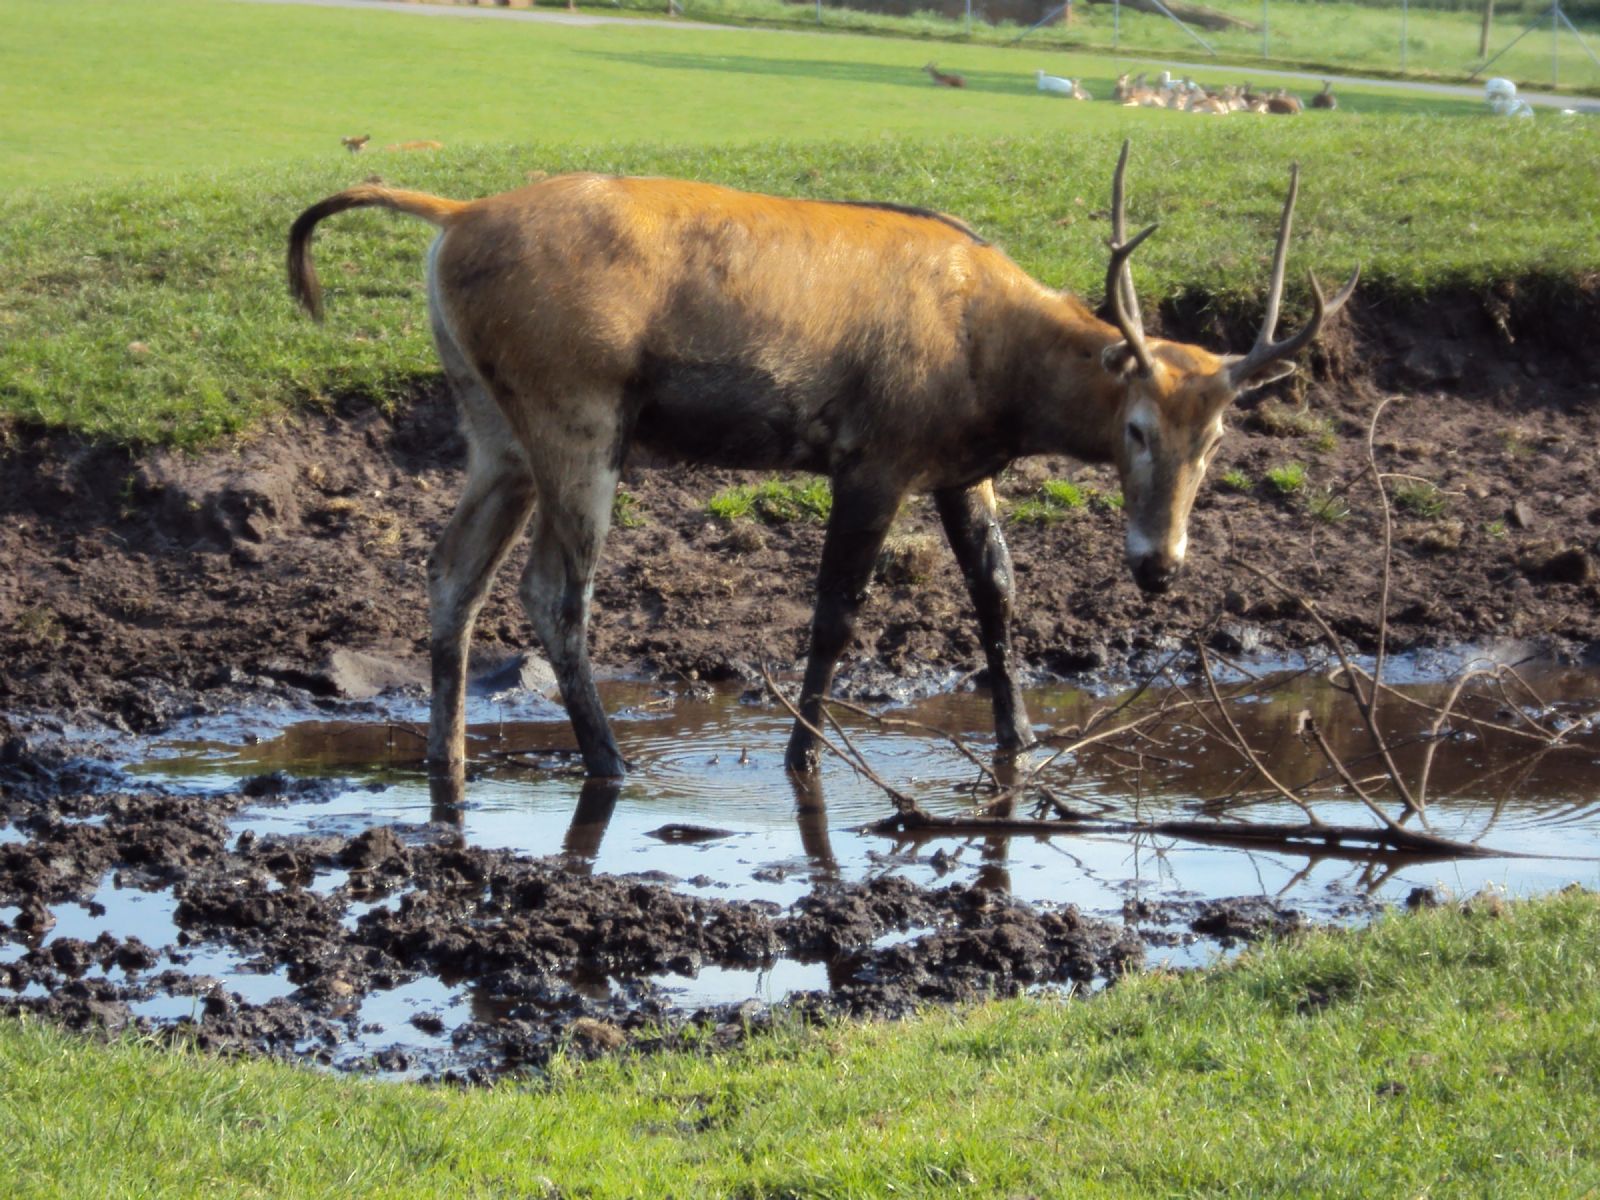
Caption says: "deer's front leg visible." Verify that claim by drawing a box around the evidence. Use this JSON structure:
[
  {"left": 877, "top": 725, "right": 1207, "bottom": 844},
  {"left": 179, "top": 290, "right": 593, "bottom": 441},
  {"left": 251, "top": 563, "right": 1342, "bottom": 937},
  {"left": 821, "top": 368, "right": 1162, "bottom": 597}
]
[
  {"left": 935, "top": 479, "right": 1035, "bottom": 752},
  {"left": 784, "top": 478, "right": 900, "bottom": 774}
]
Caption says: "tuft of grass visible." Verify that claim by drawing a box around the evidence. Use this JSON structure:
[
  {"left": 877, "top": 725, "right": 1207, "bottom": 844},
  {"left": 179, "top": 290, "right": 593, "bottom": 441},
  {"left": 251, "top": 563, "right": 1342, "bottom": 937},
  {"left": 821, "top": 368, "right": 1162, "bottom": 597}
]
[
  {"left": 1217, "top": 467, "right": 1254, "bottom": 493},
  {"left": 707, "top": 477, "right": 832, "bottom": 525},
  {"left": 1009, "top": 478, "right": 1087, "bottom": 525},
  {"left": 1393, "top": 480, "right": 1449, "bottom": 518},
  {"left": 1265, "top": 462, "right": 1309, "bottom": 496},
  {"left": 612, "top": 489, "right": 645, "bottom": 529},
  {"left": 1088, "top": 487, "right": 1125, "bottom": 512},
  {"left": 1249, "top": 398, "right": 1333, "bottom": 440},
  {"left": 1307, "top": 486, "right": 1352, "bottom": 523}
]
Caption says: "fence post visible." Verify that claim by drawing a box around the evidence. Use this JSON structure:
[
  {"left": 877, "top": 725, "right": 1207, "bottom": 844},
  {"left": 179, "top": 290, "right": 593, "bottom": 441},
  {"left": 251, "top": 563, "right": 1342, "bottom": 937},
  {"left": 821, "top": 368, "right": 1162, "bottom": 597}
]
[
  {"left": 1262, "top": 0, "right": 1269, "bottom": 57},
  {"left": 1553, "top": 1, "right": 1560, "bottom": 85},
  {"left": 1402, "top": 0, "right": 1409, "bottom": 71}
]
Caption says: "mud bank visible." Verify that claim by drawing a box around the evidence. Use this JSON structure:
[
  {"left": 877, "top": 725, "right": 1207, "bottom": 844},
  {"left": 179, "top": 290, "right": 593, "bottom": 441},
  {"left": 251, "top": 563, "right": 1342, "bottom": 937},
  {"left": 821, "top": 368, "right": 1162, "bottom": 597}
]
[{"left": 2, "top": 287, "right": 1598, "bottom": 742}]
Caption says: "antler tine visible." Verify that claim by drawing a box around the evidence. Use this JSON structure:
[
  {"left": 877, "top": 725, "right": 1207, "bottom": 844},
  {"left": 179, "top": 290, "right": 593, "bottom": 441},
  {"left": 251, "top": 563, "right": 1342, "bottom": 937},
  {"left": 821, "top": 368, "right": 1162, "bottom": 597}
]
[
  {"left": 1111, "top": 139, "right": 1144, "bottom": 332},
  {"left": 1254, "top": 162, "right": 1300, "bottom": 353},
  {"left": 1106, "top": 140, "right": 1158, "bottom": 377},
  {"left": 1227, "top": 164, "right": 1360, "bottom": 387}
]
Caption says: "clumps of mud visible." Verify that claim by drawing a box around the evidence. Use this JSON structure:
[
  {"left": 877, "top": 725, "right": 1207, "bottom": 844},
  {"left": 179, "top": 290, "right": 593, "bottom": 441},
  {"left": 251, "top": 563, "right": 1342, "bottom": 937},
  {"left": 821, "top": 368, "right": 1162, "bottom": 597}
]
[{"left": 1, "top": 748, "right": 1149, "bottom": 1081}]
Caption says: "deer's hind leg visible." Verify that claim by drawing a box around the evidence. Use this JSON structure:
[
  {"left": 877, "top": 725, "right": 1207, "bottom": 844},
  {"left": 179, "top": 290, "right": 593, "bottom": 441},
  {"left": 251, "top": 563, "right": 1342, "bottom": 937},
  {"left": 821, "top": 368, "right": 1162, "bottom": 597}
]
[
  {"left": 425, "top": 378, "right": 539, "bottom": 776},
  {"left": 516, "top": 396, "right": 629, "bottom": 779}
]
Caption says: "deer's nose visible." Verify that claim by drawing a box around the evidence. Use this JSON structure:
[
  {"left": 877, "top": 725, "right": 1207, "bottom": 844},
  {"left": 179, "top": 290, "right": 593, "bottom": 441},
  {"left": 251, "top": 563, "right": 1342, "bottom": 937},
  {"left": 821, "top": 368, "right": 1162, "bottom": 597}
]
[{"left": 1131, "top": 554, "right": 1179, "bottom": 595}]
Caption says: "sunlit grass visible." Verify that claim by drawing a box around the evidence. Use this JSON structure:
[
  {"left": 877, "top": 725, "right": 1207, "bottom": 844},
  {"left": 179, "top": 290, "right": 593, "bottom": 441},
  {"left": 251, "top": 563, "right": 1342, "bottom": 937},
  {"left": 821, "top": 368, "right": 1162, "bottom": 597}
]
[
  {"left": 2, "top": 890, "right": 1597, "bottom": 1197},
  {"left": 4, "top": 119, "right": 1596, "bottom": 448}
]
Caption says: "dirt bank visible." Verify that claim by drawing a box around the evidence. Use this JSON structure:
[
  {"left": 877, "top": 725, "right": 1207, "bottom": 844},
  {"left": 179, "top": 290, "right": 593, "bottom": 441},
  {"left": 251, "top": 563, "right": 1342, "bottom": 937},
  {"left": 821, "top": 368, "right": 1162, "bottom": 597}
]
[{"left": 2, "top": 284, "right": 1597, "bottom": 741}]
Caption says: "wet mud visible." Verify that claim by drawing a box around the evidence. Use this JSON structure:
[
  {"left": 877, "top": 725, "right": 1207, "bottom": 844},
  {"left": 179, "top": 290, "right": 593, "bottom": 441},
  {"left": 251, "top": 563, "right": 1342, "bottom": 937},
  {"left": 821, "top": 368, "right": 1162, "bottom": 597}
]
[
  {"left": 2, "top": 284, "right": 1600, "bottom": 1075},
  {"left": 0, "top": 751, "right": 1158, "bottom": 1078}
]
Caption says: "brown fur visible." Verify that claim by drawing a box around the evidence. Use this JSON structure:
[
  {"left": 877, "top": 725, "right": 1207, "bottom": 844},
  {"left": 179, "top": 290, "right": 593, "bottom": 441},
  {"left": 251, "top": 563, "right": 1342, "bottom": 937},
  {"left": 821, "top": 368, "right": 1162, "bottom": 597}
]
[
  {"left": 924, "top": 62, "right": 966, "bottom": 88},
  {"left": 286, "top": 157, "right": 1349, "bottom": 781},
  {"left": 341, "top": 134, "right": 370, "bottom": 154}
]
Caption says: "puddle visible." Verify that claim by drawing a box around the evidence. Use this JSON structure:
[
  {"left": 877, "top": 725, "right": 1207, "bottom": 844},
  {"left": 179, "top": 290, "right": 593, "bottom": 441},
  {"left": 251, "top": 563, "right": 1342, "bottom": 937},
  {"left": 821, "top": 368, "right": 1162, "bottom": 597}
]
[{"left": 6, "top": 654, "right": 1599, "bottom": 1076}]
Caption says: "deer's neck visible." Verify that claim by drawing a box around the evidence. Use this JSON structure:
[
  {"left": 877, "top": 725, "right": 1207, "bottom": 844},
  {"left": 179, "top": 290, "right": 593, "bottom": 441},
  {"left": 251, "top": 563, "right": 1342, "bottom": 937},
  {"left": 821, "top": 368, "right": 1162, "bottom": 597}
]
[{"left": 974, "top": 284, "right": 1127, "bottom": 466}]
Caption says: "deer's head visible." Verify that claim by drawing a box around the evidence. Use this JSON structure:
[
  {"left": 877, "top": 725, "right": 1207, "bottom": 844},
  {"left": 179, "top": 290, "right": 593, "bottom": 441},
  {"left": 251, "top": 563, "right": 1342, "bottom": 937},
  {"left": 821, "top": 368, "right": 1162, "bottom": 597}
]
[{"left": 1098, "top": 142, "right": 1358, "bottom": 595}]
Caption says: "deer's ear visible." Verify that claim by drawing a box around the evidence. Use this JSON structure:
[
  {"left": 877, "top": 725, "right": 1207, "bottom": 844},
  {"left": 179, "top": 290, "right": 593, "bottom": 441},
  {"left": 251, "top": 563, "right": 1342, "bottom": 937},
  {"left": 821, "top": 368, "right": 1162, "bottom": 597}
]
[
  {"left": 1228, "top": 358, "right": 1297, "bottom": 394},
  {"left": 1101, "top": 341, "right": 1142, "bottom": 379}
]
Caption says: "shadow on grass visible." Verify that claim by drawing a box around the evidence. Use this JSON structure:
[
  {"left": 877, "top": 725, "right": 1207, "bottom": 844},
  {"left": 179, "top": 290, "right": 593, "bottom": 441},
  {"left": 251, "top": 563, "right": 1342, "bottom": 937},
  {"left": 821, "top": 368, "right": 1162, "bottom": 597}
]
[
  {"left": 575, "top": 47, "right": 1058, "bottom": 95},
  {"left": 577, "top": 47, "right": 1488, "bottom": 114}
]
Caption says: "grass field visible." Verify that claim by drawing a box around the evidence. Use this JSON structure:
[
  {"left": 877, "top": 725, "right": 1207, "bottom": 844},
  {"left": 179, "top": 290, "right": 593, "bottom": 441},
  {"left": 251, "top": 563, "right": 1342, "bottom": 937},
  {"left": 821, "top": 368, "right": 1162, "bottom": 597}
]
[
  {"left": 2, "top": 890, "right": 1597, "bottom": 1198},
  {"left": 606, "top": 0, "right": 1600, "bottom": 92},
  {"left": 4, "top": 0, "right": 1597, "bottom": 448},
  {"left": 0, "top": 0, "right": 1507, "bottom": 192}
]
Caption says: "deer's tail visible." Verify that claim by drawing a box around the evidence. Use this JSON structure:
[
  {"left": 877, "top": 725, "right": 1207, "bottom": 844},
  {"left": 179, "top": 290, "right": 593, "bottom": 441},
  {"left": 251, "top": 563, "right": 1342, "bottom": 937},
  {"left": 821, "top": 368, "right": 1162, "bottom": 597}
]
[{"left": 288, "top": 186, "right": 470, "bottom": 322}]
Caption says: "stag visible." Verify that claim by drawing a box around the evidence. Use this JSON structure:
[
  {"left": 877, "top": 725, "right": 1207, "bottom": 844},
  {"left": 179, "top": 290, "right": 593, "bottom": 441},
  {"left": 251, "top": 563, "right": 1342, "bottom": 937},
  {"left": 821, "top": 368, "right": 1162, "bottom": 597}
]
[
  {"left": 1311, "top": 81, "right": 1338, "bottom": 110},
  {"left": 287, "top": 142, "right": 1356, "bottom": 783}
]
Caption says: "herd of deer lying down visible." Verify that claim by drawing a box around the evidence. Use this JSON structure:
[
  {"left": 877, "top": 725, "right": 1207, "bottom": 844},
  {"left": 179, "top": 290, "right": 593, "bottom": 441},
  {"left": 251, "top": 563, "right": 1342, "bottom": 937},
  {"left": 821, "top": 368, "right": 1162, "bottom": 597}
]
[
  {"left": 926, "top": 63, "right": 1337, "bottom": 114},
  {"left": 1114, "top": 71, "right": 1335, "bottom": 113}
]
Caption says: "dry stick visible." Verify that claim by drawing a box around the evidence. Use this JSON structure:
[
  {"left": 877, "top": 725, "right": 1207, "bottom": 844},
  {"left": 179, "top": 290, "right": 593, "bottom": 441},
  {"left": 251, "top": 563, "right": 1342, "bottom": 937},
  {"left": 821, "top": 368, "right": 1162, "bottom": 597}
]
[
  {"left": 1196, "top": 642, "right": 1324, "bottom": 824},
  {"left": 867, "top": 808, "right": 1521, "bottom": 859},
  {"left": 1359, "top": 395, "right": 1422, "bottom": 816},
  {"left": 1332, "top": 660, "right": 1587, "bottom": 748},
  {"left": 1414, "top": 667, "right": 1496, "bottom": 809},
  {"left": 821, "top": 695, "right": 1004, "bottom": 793},
  {"left": 1300, "top": 716, "right": 1408, "bottom": 833},
  {"left": 1231, "top": 557, "right": 1427, "bottom": 823},
  {"left": 758, "top": 666, "right": 923, "bottom": 817}
]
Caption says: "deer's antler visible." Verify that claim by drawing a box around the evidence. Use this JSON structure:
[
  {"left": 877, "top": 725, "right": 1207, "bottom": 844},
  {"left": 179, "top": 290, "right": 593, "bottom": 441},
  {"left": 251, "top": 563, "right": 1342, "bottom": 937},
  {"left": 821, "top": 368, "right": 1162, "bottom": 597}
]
[
  {"left": 1105, "top": 140, "right": 1159, "bottom": 377},
  {"left": 1227, "top": 164, "right": 1360, "bottom": 387}
]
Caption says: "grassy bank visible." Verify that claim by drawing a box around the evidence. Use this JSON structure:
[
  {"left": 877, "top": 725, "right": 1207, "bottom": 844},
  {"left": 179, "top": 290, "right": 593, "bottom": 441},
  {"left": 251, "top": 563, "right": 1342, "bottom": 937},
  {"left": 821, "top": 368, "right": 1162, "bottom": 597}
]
[
  {"left": 2, "top": 889, "right": 1597, "bottom": 1197},
  {"left": 5, "top": 125, "right": 1598, "bottom": 448}
]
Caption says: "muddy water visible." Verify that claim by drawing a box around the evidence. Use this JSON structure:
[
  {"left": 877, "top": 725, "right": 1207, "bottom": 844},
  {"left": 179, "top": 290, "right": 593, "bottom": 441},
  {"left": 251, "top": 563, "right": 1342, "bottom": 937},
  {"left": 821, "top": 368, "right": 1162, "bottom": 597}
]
[
  {"left": 9, "top": 654, "right": 1599, "bottom": 1075},
  {"left": 140, "top": 656, "right": 1600, "bottom": 946}
]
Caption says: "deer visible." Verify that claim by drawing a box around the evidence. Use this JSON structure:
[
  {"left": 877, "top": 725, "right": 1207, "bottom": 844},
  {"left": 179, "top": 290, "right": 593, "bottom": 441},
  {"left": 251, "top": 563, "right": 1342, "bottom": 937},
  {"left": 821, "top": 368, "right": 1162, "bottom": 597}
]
[
  {"left": 341, "top": 134, "right": 371, "bottom": 154},
  {"left": 286, "top": 141, "right": 1357, "bottom": 785},
  {"left": 1311, "top": 81, "right": 1338, "bottom": 110},
  {"left": 924, "top": 62, "right": 966, "bottom": 88},
  {"left": 1266, "top": 89, "right": 1303, "bottom": 115}
]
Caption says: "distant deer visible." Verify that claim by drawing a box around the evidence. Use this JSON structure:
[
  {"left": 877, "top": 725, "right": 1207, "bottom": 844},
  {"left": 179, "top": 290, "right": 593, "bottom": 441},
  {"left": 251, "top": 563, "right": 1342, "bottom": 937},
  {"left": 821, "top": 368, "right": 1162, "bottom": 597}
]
[
  {"left": 1266, "top": 89, "right": 1303, "bottom": 115},
  {"left": 287, "top": 141, "right": 1357, "bottom": 783},
  {"left": 924, "top": 62, "right": 966, "bottom": 88},
  {"left": 341, "top": 134, "right": 371, "bottom": 154},
  {"left": 1311, "top": 81, "right": 1338, "bottom": 110},
  {"left": 383, "top": 140, "right": 445, "bottom": 152}
]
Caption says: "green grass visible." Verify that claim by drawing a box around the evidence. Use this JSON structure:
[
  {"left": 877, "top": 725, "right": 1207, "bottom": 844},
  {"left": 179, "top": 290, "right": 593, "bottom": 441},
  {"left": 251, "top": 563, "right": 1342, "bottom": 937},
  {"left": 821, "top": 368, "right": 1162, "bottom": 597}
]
[
  {"left": 1266, "top": 461, "right": 1309, "bottom": 494},
  {"left": 707, "top": 477, "right": 834, "bottom": 523},
  {"left": 0, "top": 0, "right": 1541, "bottom": 194},
  {"left": 2, "top": 1, "right": 1598, "bottom": 450},
  {"left": 1010, "top": 478, "right": 1088, "bottom": 524},
  {"left": 1308, "top": 485, "right": 1353, "bottom": 522},
  {"left": 2, "top": 889, "right": 1597, "bottom": 1197},
  {"left": 1218, "top": 466, "right": 1254, "bottom": 492},
  {"left": 600, "top": 0, "right": 1600, "bottom": 91},
  {"left": 1394, "top": 479, "right": 1450, "bottom": 517}
]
